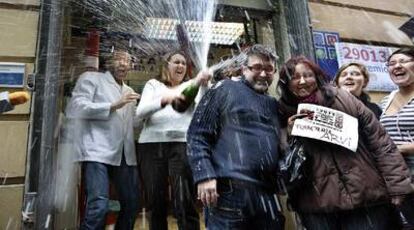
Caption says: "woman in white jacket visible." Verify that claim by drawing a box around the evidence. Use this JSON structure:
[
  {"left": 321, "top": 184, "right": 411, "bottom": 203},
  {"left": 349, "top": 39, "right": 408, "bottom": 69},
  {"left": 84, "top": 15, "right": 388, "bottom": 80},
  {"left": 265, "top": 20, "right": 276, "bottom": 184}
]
[{"left": 136, "top": 50, "right": 209, "bottom": 230}]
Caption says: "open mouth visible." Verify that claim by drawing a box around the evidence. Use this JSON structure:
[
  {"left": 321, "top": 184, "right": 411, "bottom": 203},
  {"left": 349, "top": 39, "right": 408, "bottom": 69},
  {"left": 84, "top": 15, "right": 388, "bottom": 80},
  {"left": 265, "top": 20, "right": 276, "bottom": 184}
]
[
  {"left": 343, "top": 82, "right": 355, "bottom": 86},
  {"left": 256, "top": 80, "right": 269, "bottom": 87},
  {"left": 117, "top": 69, "right": 127, "bottom": 74},
  {"left": 175, "top": 68, "right": 185, "bottom": 75},
  {"left": 297, "top": 88, "right": 310, "bottom": 94},
  {"left": 393, "top": 71, "right": 406, "bottom": 77},
  {"left": 392, "top": 68, "right": 406, "bottom": 75}
]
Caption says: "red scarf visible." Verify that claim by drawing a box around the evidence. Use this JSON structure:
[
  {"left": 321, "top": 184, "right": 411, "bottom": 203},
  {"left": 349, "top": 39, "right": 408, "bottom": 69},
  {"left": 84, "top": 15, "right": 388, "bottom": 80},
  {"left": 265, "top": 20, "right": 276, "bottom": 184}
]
[{"left": 298, "top": 91, "right": 319, "bottom": 104}]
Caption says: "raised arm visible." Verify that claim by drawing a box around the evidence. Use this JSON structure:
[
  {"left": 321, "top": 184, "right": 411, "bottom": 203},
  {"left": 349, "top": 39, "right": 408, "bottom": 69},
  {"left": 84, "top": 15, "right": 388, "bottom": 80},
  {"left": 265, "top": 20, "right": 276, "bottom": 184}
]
[
  {"left": 194, "top": 69, "right": 212, "bottom": 104},
  {"left": 0, "top": 92, "right": 14, "bottom": 113}
]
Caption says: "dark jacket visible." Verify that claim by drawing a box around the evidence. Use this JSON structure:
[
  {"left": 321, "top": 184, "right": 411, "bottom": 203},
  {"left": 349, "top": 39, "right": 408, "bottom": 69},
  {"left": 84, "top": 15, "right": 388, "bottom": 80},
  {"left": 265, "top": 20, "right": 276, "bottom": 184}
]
[
  {"left": 187, "top": 79, "right": 280, "bottom": 188},
  {"left": 0, "top": 92, "right": 13, "bottom": 113},
  {"left": 279, "top": 86, "right": 413, "bottom": 213},
  {"left": 358, "top": 92, "right": 382, "bottom": 120}
]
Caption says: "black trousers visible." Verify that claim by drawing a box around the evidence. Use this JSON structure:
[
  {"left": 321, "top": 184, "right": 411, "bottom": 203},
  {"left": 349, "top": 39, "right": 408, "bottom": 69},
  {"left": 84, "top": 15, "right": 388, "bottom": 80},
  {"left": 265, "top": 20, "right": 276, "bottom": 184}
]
[{"left": 138, "top": 142, "right": 199, "bottom": 230}]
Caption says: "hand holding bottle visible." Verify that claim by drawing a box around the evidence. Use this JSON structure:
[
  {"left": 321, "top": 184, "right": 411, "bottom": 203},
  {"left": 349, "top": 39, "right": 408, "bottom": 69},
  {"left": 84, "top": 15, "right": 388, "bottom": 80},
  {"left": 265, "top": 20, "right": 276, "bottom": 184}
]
[
  {"left": 171, "top": 69, "right": 212, "bottom": 113},
  {"left": 194, "top": 69, "right": 212, "bottom": 87},
  {"left": 159, "top": 88, "right": 181, "bottom": 106}
]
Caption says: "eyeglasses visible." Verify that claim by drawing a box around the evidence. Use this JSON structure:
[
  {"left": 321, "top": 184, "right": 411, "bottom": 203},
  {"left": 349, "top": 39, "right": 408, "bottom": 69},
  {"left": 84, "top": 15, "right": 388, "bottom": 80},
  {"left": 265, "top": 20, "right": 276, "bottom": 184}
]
[
  {"left": 247, "top": 64, "right": 275, "bottom": 74},
  {"left": 385, "top": 59, "right": 414, "bottom": 67}
]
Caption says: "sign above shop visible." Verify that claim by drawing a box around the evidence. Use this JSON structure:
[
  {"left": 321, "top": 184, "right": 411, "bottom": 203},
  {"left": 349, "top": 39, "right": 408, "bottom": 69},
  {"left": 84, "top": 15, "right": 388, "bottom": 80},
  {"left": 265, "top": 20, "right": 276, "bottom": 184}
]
[
  {"left": 335, "top": 42, "right": 397, "bottom": 92},
  {"left": 144, "top": 17, "right": 244, "bottom": 45},
  {"left": 0, "top": 62, "right": 25, "bottom": 88}
]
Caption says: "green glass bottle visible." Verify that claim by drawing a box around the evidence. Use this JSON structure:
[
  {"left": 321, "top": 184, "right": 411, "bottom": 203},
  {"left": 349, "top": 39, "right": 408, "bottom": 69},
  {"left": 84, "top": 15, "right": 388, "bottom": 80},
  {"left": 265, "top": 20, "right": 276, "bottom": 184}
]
[
  {"left": 172, "top": 83, "right": 199, "bottom": 113},
  {"left": 182, "top": 83, "right": 199, "bottom": 102}
]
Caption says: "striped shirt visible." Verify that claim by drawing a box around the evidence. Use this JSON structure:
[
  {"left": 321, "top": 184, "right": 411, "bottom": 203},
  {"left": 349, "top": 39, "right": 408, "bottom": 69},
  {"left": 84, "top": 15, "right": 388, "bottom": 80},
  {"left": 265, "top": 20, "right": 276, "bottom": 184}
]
[{"left": 380, "top": 90, "right": 414, "bottom": 172}]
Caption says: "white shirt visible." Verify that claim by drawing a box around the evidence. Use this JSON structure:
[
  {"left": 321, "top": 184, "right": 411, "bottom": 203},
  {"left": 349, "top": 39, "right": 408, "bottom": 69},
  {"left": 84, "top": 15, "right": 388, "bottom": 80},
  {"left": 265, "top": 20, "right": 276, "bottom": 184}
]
[
  {"left": 0, "top": 91, "right": 13, "bottom": 113},
  {"left": 136, "top": 79, "right": 206, "bottom": 143},
  {"left": 65, "top": 71, "right": 137, "bottom": 166}
]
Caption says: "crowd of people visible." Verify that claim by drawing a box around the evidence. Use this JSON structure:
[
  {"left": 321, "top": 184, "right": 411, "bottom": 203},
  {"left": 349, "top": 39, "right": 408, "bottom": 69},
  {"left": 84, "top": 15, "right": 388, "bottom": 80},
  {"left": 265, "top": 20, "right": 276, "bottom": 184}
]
[{"left": 66, "top": 44, "right": 414, "bottom": 230}]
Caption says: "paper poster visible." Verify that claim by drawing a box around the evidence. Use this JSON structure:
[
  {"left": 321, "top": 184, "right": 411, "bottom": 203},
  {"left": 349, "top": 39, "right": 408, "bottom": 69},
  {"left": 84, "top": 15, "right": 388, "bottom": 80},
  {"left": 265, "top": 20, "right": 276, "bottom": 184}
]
[
  {"left": 335, "top": 42, "right": 397, "bottom": 92},
  {"left": 291, "top": 103, "right": 359, "bottom": 152}
]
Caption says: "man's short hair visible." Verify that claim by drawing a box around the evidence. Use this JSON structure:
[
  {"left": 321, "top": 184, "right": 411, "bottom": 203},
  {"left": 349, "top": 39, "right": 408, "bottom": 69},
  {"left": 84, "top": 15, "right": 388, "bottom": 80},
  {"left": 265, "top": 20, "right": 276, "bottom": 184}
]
[{"left": 242, "top": 44, "right": 278, "bottom": 65}]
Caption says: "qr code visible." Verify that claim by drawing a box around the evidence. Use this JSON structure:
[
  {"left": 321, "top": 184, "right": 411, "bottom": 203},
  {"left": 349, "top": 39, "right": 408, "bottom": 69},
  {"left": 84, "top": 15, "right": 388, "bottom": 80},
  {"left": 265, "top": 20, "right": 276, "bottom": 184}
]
[{"left": 334, "top": 114, "right": 344, "bottom": 129}]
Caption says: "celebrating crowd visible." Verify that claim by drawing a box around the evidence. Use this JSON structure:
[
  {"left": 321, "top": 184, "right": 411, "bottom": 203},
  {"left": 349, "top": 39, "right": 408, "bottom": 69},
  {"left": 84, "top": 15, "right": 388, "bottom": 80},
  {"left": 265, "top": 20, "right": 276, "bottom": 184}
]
[{"left": 66, "top": 44, "right": 414, "bottom": 230}]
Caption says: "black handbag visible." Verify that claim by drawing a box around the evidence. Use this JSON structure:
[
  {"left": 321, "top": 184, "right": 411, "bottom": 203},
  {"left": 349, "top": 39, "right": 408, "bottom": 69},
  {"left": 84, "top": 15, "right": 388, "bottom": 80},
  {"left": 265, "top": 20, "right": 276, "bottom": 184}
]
[
  {"left": 395, "top": 194, "right": 414, "bottom": 230},
  {"left": 279, "top": 137, "right": 307, "bottom": 191}
]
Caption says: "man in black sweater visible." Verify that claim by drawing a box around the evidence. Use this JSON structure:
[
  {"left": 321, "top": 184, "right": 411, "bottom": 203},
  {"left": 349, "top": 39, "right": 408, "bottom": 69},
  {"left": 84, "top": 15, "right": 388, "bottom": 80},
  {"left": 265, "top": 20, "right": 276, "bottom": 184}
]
[{"left": 187, "top": 44, "right": 284, "bottom": 229}]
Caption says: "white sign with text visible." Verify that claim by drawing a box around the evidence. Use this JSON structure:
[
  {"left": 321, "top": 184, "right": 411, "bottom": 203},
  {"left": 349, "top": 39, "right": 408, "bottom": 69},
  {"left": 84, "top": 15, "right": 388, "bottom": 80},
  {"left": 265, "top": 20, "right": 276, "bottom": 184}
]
[
  {"left": 335, "top": 42, "right": 397, "bottom": 92},
  {"left": 291, "top": 104, "right": 359, "bottom": 152}
]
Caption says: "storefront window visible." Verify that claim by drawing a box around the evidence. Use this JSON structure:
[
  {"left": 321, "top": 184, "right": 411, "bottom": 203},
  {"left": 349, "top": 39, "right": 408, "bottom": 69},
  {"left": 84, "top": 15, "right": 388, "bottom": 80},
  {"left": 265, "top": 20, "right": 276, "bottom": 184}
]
[
  {"left": 4, "top": 0, "right": 412, "bottom": 229},
  {"left": 54, "top": 0, "right": 279, "bottom": 228}
]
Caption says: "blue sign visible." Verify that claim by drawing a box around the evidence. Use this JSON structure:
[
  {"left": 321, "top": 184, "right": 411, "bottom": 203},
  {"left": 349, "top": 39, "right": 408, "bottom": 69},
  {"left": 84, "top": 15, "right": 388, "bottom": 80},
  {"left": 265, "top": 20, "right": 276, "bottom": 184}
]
[
  {"left": 313, "top": 31, "right": 340, "bottom": 80},
  {"left": 0, "top": 73, "right": 24, "bottom": 86},
  {"left": 0, "top": 63, "right": 25, "bottom": 88}
]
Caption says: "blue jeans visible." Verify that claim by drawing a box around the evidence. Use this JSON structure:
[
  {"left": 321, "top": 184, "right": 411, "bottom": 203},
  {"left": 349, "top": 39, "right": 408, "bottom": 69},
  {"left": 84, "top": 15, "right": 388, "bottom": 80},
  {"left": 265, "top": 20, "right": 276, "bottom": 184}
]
[
  {"left": 300, "top": 204, "right": 399, "bottom": 230},
  {"left": 80, "top": 157, "right": 139, "bottom": 230},
  {"left": 206, "top": 179, "right": 285, "bottom": 230}
]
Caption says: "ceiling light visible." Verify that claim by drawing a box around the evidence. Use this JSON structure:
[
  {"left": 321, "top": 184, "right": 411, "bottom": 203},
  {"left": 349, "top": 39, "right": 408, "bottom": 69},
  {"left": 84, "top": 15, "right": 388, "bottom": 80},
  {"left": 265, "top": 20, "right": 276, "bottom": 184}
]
[{"left": 144, "top": 17, "right": 244, "bottom": 45}]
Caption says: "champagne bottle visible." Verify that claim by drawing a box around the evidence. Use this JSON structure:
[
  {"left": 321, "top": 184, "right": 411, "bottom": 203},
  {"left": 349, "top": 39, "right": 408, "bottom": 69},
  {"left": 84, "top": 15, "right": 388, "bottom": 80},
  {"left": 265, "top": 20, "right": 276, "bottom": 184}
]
[
  {"left": 182, "top": 83, "right": 199, "bottom": 102},
  {"left": 171, "top": 83, "right": 199, "bottom": 113}
]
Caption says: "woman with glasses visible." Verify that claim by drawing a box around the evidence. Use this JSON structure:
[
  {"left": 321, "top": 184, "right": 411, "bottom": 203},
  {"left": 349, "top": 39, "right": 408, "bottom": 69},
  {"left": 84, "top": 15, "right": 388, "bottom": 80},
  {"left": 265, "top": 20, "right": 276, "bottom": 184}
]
[
  {"left": 380, "top": 47, "right": 414, "bottom": 178},
  {"left": 136, "top": 50, "right": 209, "bottom": 230},
  {"left": 278, "top": 56, "right": 412, "bottom": 230}
]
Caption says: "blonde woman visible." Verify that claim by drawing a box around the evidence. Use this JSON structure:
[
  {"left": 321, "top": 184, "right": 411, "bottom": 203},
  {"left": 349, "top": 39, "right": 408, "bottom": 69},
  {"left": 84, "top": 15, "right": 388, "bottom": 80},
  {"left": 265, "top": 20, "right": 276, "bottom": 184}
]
[{"left": 136, "top": 50, "right": 209, "bottom": 230}]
